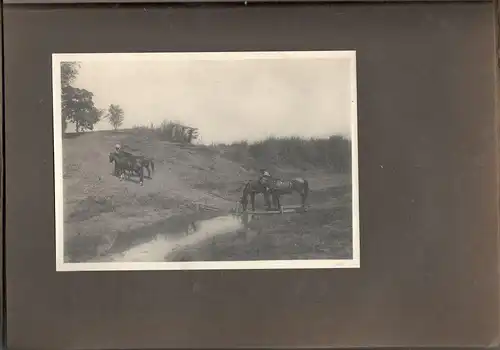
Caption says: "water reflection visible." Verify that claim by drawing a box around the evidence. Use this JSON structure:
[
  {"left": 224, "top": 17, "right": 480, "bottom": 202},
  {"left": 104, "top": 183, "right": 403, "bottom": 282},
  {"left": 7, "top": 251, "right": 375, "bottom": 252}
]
[
  {"left": 184, "top": 213, "right": 253, "bottom": 236},
  {"left": 110, "top": 213, "right": 254, "bottom": 262}
]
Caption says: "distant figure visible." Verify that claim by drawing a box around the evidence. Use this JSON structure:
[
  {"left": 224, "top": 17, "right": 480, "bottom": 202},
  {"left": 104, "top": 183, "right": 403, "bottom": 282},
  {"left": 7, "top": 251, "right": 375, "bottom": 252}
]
[
  {"left": 112, "top": 143, "right": 133, "bottom": 175},
  {"left": 115, "top": 143, "right": 134, "bottom": 157},
  {"left": 258, "top": 169, "right": 272, "bottom": 191},
  {"left": 113, "top": 144, "right": 123, "bottom": 176}
]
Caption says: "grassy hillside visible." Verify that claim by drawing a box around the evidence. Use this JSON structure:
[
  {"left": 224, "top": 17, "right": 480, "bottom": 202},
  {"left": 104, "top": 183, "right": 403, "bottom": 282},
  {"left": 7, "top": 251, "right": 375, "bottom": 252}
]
[
  {"left": 212, "top": 135, "right": 351, "bottom": 173},
  {"left": 62, "top": 128, "right": 352, "bottom": 262}
]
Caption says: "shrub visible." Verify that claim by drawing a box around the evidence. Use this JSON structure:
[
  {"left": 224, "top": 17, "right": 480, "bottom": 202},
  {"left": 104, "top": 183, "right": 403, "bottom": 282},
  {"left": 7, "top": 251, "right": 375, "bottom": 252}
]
[
  {"left": 223, "top": 135, "right": 351, "bottom": 172},
  {"left": 131, "top": 120, "right": 198, "bottom": 143}
]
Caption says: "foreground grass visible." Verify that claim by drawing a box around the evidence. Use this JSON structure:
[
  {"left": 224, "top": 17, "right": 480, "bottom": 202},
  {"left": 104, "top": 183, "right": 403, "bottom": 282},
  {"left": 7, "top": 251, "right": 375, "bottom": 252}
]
[{"left": 168, "top": 185, "right": 353, "bottom": 261}]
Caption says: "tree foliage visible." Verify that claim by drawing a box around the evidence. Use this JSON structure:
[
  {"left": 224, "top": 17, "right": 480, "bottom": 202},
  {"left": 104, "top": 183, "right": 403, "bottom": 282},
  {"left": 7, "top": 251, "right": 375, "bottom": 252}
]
[
  {"left": 62, "top": 87, "right": 103, "bottom": 132},
  {"left": 60, "top": 62, "right": 102, "bottom": 133},
  {"left": 132, "top": 120, "right": 199, "bottom": 143},
  {"left": 106, "top": 104, "right": 125, "bottom": 130},
  {"left": 61, "top": 62, "right": 80, "bottom": 88}
]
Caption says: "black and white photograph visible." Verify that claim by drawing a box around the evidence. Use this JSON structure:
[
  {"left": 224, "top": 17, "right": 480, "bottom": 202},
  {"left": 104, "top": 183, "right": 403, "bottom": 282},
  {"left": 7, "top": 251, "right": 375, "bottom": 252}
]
[{"left": 52, "top": 51, "right": 359, "bottom": 271}]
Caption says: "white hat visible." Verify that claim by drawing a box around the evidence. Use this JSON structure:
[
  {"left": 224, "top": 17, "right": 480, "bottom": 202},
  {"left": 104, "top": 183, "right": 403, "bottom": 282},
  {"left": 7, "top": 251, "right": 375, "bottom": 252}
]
[{"left": 115, "top": 144, "right": 121, "bottom": 149}]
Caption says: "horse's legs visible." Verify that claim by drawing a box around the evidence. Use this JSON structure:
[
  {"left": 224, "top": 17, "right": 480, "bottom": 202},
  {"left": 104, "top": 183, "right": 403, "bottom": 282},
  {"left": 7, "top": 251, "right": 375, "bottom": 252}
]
[
  {"left": 301, "top": 181, "right": 309, "bottom": 207},
  {"left": 139, "top": 166, "right": 144, "bottom": 186},
  {"left": 275, "top": 194, "right": 281, "bottom": 209},
  {"left": 251, "top": 193, "right": 255, "bottom": 211},
  {"left": 264, "top": 192, "right": 272, "bottom": 210},
  {"left": 240, "top": 194, "right": 247, "bottom": 212},
  {"left": 302, "top": 191, "right": 308, "bottom": 206}
]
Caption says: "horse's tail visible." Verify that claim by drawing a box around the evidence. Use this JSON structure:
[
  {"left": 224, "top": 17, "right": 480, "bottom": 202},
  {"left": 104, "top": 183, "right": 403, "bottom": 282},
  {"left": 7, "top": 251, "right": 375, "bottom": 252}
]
[{"left": 151, "top": 160, "right": 155, "bottom": 173}]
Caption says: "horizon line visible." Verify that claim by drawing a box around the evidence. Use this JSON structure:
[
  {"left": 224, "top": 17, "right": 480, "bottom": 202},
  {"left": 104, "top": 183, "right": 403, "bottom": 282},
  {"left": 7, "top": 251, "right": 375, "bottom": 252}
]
[{"left": 62, "top": 127, "right": 352, "bottom": 145}]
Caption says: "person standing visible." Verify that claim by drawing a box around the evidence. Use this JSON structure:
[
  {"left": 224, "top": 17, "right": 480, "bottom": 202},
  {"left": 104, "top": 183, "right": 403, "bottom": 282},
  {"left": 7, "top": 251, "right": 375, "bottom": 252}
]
[
  {"left": 113, "top": 143, "right": 124, "bottom": 176},
  {"left": 259, "top": 169, "right": 272, "bottom": 191}
]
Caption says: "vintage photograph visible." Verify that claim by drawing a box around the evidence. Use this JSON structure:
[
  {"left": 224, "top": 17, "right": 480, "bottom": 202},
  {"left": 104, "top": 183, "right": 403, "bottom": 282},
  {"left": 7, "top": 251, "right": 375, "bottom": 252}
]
[{"left": 52, "top": 51, "right": 359, "bottom": 271}]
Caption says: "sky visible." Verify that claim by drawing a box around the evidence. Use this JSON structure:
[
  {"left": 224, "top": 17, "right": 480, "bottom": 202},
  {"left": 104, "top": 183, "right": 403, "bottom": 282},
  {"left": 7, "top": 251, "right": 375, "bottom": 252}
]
[{"left": 69, "top": 54, "right": 356, "bottom": 145}]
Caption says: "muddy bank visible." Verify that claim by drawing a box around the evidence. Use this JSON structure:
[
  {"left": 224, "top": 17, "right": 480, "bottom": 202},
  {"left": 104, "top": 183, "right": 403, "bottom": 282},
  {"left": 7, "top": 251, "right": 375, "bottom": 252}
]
[
  {"left": 170, "top": 202, "right": 352, "bottom": 262},
  {"left": 114, "top": 184, "right": 353, "bottom": 263},
  {"left": 65, "top": 179, "right": 352, "bottom": 263},
  {"left": 65, "top": 206, "right": 223, "bottom": 263},
  {"left": 102, "top": 214, "right": 249, "bottom": 262}
]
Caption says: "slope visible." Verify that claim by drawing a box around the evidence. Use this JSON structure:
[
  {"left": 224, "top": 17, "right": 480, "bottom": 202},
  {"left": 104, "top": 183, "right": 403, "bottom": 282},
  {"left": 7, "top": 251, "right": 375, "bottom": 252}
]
[{"left": 62, "top": 129, "right": 351, "bottom": 262}]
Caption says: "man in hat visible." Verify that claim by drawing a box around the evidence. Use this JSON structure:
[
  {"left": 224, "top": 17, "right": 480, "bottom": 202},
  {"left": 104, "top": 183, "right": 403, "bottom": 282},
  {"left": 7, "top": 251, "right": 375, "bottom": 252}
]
[
  {"left": 113, "top": 143, "right": 133, "bottom": 176},
  {"left": 112, "top": 144, "right": 123, "bottom": 176},
  {"left": 259, "top": 169, "right": 272, "bottom": 192},
  {"left": 114, "top": 143, "right": 134, "bottom": 158}
]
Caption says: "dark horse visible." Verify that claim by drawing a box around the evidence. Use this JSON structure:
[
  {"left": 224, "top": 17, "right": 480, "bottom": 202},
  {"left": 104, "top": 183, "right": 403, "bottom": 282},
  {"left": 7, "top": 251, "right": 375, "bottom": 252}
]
[
  {"left": 240, "top": 179, "right": 273, "bottom": 212},
  {"left": 118, "top": 151, "right": 155, "bottom": 179},
  {"left": 109, "top": 152, "right": 145, "bottom": 186},
  {"left": 262, "top": 177, "right": 309, "bottom": 209}
]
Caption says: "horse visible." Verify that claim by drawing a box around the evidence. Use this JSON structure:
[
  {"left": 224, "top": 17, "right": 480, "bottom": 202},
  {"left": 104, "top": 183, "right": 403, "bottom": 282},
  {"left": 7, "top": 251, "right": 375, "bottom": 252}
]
[
  {"left": 240, "top": 179, "right": 273, "bottom": 212},
  {"left": 140, "top": 157, "right": 155, "bottom": 178},
  {"left": 134, "top": 156, "right": 155, "bottom": 178},
  {"left": 108, "top": 152, "right": 145, "bottom": 186},
  {"left": 117, "top": 151, "right": 155, "bottom": 179},
  {"left": 262, "top": 177, "right": 309, "bottom": 209}
]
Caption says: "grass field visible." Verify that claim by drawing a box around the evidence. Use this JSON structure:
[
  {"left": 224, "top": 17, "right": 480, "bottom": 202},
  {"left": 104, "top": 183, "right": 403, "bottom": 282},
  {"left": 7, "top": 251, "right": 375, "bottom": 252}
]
[{"left": 61, "top": 129, "right": 353, "bottom": 263}]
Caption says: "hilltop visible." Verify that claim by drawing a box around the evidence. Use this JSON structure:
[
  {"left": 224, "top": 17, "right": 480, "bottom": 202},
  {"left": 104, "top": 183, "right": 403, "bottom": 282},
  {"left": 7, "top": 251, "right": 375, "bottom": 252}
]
[{"left": 62, "top": 129, "right": 352, "bottom": 262}]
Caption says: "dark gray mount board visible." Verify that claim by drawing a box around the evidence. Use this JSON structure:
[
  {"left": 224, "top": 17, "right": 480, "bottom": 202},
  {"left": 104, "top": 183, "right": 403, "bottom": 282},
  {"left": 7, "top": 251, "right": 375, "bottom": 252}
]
[{"left": 2, "top": 0, "right": 499, "bottom": 349}]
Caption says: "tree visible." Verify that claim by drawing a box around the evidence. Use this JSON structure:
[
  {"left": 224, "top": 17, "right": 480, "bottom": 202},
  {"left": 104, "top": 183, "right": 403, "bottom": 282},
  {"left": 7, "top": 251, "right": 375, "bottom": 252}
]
[
  {"left": 62, "top": 86, "right": 103, "bottom": 132},
  {"left": 60, "top": 62, "right": 80, "bottom": 133},
  {"left": 106, "top": 104, "right": 125, "bottom": 130},
  {"left": 60, "top": 61, "right": 102, "bottom": 133},
  {"left": 61, "top": 62, "right": 80, "bottom": 88}
]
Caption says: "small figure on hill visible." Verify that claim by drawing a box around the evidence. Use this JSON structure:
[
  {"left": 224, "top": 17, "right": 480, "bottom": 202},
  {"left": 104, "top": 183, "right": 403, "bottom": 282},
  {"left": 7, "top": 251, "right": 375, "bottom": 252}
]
[
  {"left": 114, "top": 143, "right": 133, "bottom": 158},
  {"left": 113, "top": 143, "right": 133, "bottom": 174},
  {"left": 112, "top": 144, "right": 123, "bottom": 176}
]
